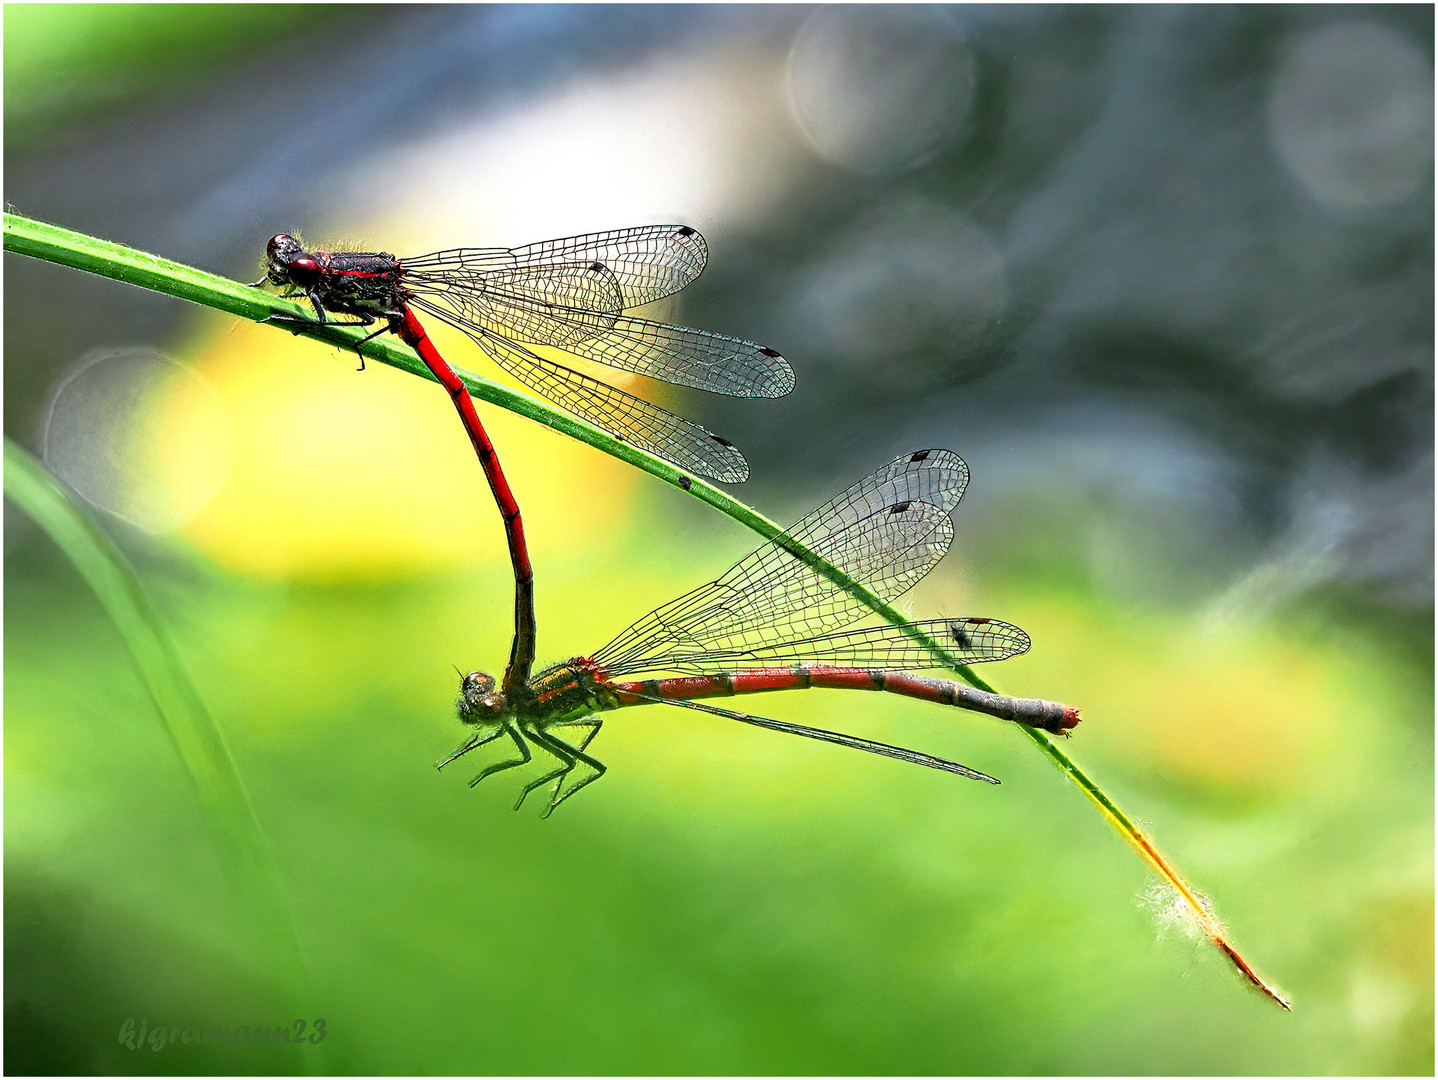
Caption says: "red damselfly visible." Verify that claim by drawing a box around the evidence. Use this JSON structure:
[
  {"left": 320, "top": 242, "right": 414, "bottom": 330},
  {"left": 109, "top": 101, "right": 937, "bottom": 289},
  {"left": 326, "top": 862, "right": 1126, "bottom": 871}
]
[
  {"left": 250, "top": 225, "right": 789, "bottom": 693},
  {"left": 439, "top": 449, "right": 1079, "bottom": 815},
  {"left": 251, "top": 226, "right": 791, "bottom": 484}
]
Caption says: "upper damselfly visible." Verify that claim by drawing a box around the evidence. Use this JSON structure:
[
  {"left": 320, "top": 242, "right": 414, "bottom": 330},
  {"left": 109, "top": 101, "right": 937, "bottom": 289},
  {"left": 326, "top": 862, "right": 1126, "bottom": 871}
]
[{"left": 251, "top": 225, "right": 791, "bottom": 484}]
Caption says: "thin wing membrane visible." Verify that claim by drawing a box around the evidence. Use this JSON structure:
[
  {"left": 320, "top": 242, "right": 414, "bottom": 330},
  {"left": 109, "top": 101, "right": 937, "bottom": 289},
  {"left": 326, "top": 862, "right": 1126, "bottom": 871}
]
[
  {"left": 408, "top": 295, "right": 749, "bottom": 483},
  {"left": 408, "top": 262, "right": 792, "bottom": 398},
  {"left": 624, "top": 618, "right": 1030, "bottom": 675},
  {"left": 594, "top": 450, "right": 971, "bottom": 674},
  {"left": 402, "top": 224, "right": 707, "bottom": 308}
]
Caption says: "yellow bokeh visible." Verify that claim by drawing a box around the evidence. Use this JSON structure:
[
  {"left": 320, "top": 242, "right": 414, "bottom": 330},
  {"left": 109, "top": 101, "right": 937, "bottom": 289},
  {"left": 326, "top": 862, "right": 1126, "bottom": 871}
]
[
  {"left": 1035, "top": 601, "right": 1347, "bottom": 796},
  {"left": 176, "top": 315, "right": 636, "bottom": 581}
]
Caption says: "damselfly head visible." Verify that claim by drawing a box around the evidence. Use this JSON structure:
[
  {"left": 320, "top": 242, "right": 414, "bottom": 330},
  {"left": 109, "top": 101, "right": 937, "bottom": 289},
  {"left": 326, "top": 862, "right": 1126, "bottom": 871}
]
[
  {"left": 457, "top": 670, "right": 505, "bottom": 725},
  {"left": 264, "top": 233, "right": 319, "bottom": 287}
]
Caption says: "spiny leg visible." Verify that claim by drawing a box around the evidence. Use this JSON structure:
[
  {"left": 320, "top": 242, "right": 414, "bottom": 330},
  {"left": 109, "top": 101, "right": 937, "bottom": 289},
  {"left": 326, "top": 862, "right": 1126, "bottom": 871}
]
[
  {"left": 257, "top": 304, "right": 389, "bottom": 370},
  {"left": 436, "top": 726, "right": 505, "bottom": 771},
  {"left": 256, "top": 301, "right": 376, "bottom": 331},
  {"left": 530, "top": 723, "right": 608, "bottom": 817},
  {"left": 511, "top": 718, "right": 603, "bottom": 812},
  {"left": 467, "top": 718, "right": 532, "bottom": 788},
  {"left": 570, "top": 717, "right": 603, "bottom": 754},
  {"left": 547, "top": 719, "right": 607, "bottom": 815},
  {"left": 512, "top": 720, "right": 576, "bottom": 812}
]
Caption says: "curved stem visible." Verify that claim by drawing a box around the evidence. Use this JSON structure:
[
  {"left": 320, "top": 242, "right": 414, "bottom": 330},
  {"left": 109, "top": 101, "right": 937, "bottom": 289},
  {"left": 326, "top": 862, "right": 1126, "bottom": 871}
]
[{"left": 4, "top": 210, "right": 1289, "bottom": 1009}]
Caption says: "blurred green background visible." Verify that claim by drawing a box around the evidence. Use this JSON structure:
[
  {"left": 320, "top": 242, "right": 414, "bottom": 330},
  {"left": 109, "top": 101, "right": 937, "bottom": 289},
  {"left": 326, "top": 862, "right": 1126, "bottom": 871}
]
[{"left": 5, "top": 4, "right": 1432, "bottom": 1074}]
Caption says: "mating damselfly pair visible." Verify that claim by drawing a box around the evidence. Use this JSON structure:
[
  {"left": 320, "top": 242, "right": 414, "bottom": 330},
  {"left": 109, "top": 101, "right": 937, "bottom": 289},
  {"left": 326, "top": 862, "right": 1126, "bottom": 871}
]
[{"left": 252, "top": 226, "right": 1077, "bottom": 813}]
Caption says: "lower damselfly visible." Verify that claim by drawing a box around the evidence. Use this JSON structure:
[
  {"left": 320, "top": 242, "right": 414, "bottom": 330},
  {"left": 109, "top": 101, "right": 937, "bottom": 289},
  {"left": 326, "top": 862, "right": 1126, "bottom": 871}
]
[{"left": 439, "top": 449, "right": 1078, "bottom": 815}]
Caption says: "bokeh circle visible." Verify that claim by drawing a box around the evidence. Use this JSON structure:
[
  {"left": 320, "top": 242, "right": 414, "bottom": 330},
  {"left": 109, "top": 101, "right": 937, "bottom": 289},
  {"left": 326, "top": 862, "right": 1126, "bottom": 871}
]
[{"left": 42, "top": 347, "right": 231, "bottom": 533}]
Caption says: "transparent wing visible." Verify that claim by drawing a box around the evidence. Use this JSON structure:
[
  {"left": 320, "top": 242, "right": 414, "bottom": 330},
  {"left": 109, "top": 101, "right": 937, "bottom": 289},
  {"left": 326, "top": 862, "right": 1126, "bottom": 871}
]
[
  {"left": 408, "top": 295, "right": 749, "bottom": 484},
  {"left": 638, "top": 618, "right": 1030, "bottom": 675},
  {"left": 593, "top": 450, "right": 971, "bottom": 674},
  {"left": 405, "top": 260, "right": 792, "bottom": 398},
  {"left": 401, "top": 224, "right": 707, "bottom": 308}
]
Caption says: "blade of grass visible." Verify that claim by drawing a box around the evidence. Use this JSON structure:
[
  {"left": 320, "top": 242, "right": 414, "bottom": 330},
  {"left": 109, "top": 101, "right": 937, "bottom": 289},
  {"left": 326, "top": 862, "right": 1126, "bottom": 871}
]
[
  {"left": 4, "top": 438, "right": 319, "bottom": 1046},
  {"left": 4, "top": 210, "right": 1289, "bottom": 1008},
  {"left": 1022, "top": 728, "right": 1291, "bottom": 1008}
]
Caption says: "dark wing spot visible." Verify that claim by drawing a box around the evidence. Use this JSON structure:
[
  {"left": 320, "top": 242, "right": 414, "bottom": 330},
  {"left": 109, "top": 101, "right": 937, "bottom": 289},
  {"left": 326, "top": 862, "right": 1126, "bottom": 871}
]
[
  {"left": 909, "top": 450, "right": 931, "bottom": 463},
  {"left": 759, "top": 347, "right": 784, "bottom": 358},
  {"left": 710, "top": 435, "right": 736, "bottom": 448},
  {"left": 588, "top": 260, "right": 606, "bottom": 273},
  {"left": 887, "top": 500, "right": 913, "bottom": 514},
  {"left": 676, "top": 225, "right": 697, "bottom": 237}
]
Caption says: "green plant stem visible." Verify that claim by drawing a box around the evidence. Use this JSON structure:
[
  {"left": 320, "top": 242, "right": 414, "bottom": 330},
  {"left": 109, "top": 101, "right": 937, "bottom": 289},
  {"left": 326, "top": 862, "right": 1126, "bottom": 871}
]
[
  {"left": 3, "top": 210, "right": 1289, "bottom": 1009},
  {"left": 4, "top": 439, "right": 317, "bottom": 1038}
]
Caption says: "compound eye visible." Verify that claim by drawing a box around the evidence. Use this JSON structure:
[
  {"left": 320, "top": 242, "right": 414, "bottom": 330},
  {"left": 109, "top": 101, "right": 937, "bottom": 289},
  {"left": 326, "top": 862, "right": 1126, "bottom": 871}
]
[
  {"left": 462, "top": 671, "right": 496, "bottom": 695},
  {"left": 267, "top": 233, "right": 298, "bottom": 258}
]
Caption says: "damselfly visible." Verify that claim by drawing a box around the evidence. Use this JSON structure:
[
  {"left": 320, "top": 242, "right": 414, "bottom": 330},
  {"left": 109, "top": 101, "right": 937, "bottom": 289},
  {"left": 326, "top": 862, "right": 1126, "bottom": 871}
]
[
  {"left": 251, "top": 225, "right": 790, "bottom": 484},
  {"left": 440, "top": 449, "right": 1078, "bottom": 815}
]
